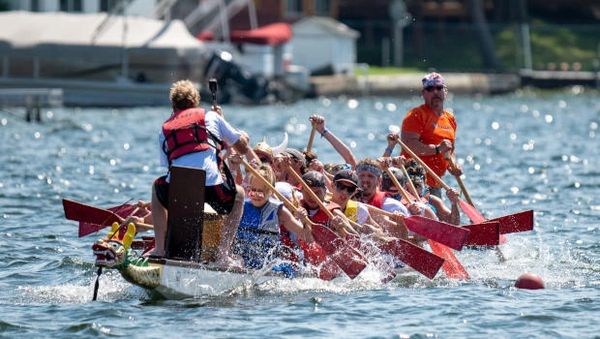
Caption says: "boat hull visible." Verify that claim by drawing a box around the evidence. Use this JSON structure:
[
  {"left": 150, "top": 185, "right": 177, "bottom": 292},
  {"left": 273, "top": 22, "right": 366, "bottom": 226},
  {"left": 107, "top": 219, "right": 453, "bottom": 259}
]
[{"left": 121, "top": 257, "right": 291, "bottom": 299}]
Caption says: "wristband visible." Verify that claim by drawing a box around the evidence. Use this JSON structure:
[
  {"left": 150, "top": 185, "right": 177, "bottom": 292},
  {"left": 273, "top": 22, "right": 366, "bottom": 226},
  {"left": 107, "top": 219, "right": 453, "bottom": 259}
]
[
  {"left": 320, "top": 128, "right": 329, "bottom": 137},
  {"left": 385, "top": 145, "right": 395, "bottom": 154}
]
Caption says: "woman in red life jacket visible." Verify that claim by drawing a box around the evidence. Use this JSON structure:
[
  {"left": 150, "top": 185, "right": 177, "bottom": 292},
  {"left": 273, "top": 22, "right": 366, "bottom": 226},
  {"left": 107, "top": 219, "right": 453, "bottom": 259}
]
[{"left": 150, "top": 80, "right": 254, "bottom": 267}]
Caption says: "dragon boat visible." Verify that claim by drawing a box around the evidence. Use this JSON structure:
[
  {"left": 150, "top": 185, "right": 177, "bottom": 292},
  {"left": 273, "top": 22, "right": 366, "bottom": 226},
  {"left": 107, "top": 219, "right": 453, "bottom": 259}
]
[
  {"left": 84, "top": 166, "right": 321, "bottom": 299},
  {"left": 66, "top": 166, "right": 535, "bottom": 299},
  {"left": 90, "top": 211, "right": 307, "bottom": 298}
]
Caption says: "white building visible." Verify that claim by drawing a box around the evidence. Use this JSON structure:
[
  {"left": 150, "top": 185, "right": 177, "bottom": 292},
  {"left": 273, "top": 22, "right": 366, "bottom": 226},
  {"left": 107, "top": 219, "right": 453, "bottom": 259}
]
[
  {"left": 4, "top": 0, "right": 155, "bottom": 17},
  {"left": 291, "top": 16, "right": 360, "bottom": 75}
]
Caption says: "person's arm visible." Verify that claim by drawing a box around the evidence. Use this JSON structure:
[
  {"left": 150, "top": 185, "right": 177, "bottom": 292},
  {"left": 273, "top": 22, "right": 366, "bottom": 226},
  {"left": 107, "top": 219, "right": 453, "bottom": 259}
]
[
  {"left": 401, "top": 131, "right": 453, "bottom": 157},
  {"left": 278, "top": 205, "right": 313, "bottom": 243},
  {"left": 444, "top": 189, "right": 461, "bottom": 225},
  {"left": 383, "top": 133, "right": 398, "bottom": 157},
  {"left": 310, "top": 115, "right": 357, "bottom": 167}
]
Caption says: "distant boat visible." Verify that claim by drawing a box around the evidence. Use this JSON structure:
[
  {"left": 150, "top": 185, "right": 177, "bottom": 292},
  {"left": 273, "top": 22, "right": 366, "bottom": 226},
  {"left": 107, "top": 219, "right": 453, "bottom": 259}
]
[
  {"left": 0, "top": 11, "right": 310, "bottom": 107},
  {"left": 0, "top": 11, "right": 208, "bottom": 107}
]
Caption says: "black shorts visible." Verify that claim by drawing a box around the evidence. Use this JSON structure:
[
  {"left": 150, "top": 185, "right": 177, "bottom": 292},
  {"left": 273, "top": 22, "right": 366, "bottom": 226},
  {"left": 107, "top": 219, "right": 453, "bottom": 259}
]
[{"left": 153, "top": 175, "right": 237, "bottom": 215}]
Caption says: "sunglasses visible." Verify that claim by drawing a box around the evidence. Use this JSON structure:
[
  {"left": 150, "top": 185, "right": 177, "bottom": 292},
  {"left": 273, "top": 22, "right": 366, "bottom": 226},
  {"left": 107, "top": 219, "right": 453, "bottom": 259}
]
[
  {"left": 335, "top": 182, "right": 357, "bottom": 194},
  {"left": 248, "top": 188, "right": 267, "bottom": 199},
  {"left": 424, "top": 85, "right": 445, "bottom": 92},
  {"left": 258, "top": 156, "right": 271, "bottom": 164}
]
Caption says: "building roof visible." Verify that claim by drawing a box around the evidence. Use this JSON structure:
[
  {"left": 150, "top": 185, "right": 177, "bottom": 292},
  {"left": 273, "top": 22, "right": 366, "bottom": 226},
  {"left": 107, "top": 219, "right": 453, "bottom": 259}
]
[
  {"left": 0, "top": 11, "right": 204, "bottom": 50},
  {"left": 197, "top": 22, "right": 292, "bottom": 46},
  {"left": 293, "top": 16, "right": 360, "bottom": 39}
]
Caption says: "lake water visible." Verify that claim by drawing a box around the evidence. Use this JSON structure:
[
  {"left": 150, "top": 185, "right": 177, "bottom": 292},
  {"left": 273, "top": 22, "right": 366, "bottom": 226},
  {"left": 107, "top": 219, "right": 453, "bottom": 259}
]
[{"left": 1, "top": 88, "right": 599, "bottom": 337}]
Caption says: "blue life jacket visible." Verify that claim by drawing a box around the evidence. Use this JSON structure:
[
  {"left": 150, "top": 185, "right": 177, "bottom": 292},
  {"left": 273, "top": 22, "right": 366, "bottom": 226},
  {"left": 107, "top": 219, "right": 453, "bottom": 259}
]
[{"left": 234, "top": 198, "right": 283, "bottom": 269}]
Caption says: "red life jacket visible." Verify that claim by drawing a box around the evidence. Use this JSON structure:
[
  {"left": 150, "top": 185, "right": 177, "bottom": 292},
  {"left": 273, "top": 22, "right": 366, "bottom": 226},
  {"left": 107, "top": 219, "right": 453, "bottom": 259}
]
[
  {"left": 366, "top": 190, "right": 387, "bottom": 209},
  {"left": 301, "top": 200, "right": 341, "bottom": 226},
  {"left": 161, "top": 108, "right": 221, "bottom": 164}
]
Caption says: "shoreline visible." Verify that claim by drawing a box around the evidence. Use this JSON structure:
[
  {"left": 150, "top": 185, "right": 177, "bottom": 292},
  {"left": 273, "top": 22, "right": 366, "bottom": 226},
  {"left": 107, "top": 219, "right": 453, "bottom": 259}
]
[{"left": 309, "top": 71, "right": 600, "bottom": 97}]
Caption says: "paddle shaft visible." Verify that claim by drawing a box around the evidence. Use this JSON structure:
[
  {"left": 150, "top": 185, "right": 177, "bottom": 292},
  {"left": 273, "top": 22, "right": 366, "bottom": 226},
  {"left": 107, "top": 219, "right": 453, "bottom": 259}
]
[
  {"left": 286, "top": 166, "right": 361, "bottom": 235},
  {"left": 398, "top": 164, "right": 421, "bottom": 200},
  {"left": 397, "top": 139, "right": 453, "bottom": 191},
  {"left": 209, "top": 78, "right": 218, "bottom": 108},
  {"left": 306, "top": 125, "right": 316, "bottom": 152},
  {"left": 446, "top": 156, "right": 475, "bottom": 207}
]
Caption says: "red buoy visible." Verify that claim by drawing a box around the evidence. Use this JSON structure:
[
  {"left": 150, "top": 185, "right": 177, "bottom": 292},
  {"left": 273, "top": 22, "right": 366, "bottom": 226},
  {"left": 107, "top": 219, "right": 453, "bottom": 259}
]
[{"left": 515, "top": 272, "right": 545, "bottom": 290}]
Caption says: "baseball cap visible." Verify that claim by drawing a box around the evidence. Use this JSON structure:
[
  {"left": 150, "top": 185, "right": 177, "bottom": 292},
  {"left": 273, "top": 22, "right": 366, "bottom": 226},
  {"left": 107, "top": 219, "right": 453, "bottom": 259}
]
[
  {"left": 333, "top": 169, "right": 358, "bottom": 188},
  {"left": 302, "top": 171, "right": 325, "bottom": 188},
  {"left": 283, "top": 148, "right": 306, "bottom": 166},
  {"left": 381, "top": 167, "right": 407, "bottom": 191}
]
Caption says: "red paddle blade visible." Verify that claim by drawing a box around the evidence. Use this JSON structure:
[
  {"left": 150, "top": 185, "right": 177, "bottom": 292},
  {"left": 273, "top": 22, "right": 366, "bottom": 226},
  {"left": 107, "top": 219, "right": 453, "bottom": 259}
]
[
  {"left": 63, "top": 199, "right": 122, "bottom": 237},
  {"left": 405, "top": 215, "right": 470, "bottom": 251},
  {"left": 311, "top": 224, "right": 368, "bottom": 279},
  {"left": 63, "top": 199, "right": 121, "bottom": 224},
  {"left": 459, "top": 199, "right": 486, "bottom": 223},
  {"left": 428, "top": 240, "right": 469, "bottom": 280},
  {"left": 378, "top": 239, "right": 444, "bottom": 279},
  {"left": 298, "top": 240, "right": 340, "bottom": 281},
  {"left": 488, "top": 210, "right": 534, "bottom": 234},
  {"left": 462, "top": 221, "right": 500, "bottom": 246}
]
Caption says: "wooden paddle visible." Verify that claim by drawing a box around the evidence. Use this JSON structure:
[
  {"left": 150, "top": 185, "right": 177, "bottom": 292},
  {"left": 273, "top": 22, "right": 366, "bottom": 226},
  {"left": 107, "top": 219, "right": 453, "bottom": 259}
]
[
  {"left": 63, "top": 199, "right": 153, "bottom": 236},
  {"left": 306, "top": 124, "right": 316, "bottom": 153},
  {"left": 287, "top": 166, "right": 444, "bottom": 279},
  {"left": 241, "top": 160, "right": 367, "bottom": 279},
  {"left": 398, "top": 140, "right": 534, "bottom": 234},
  {"left": 384, "top": 166, "right": 469, "bottom": 280}
]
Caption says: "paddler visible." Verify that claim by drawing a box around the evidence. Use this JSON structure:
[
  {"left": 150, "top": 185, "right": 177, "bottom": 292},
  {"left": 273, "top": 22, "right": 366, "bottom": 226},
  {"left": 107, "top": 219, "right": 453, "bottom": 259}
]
[
  {"left": 233, "top": 164, "right": 313, "bottom": 273},
  {"left": 149, "top": 80, "right": 255, "bottom": 267},
  {"left": 354, "top": 158, "right": 410, "bottom": 238},
  {"left": 400, "top": 72, "right": 462, "bottom": 198},
  {"left": 404, "top": 158, "right": 461, "bottom": 225}
]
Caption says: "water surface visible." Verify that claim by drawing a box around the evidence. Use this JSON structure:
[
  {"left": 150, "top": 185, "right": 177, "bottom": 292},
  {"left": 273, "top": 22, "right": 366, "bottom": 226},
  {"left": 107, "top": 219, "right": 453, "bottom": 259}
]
[{"left": 1, "top": 88, "right": 599, "bottom": 337}]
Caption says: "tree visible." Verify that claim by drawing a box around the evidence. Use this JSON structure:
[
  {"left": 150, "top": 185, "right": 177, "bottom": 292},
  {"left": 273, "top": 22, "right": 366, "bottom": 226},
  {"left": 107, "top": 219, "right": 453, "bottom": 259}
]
[{"left": 467, "top": 0, "right": 503, "bottom": 70}]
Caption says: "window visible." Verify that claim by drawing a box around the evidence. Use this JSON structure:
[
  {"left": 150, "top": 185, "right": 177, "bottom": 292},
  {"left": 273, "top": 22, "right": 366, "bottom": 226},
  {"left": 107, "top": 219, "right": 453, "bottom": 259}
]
[
  {"left": 31, "top": 0, "right": 40, "bottom": 12},
  {"left": 60, "top": 0, "right": 83, "bottom": 12},
  {"left": 100, "top": 0, "right": 118, "bottom": 12}
]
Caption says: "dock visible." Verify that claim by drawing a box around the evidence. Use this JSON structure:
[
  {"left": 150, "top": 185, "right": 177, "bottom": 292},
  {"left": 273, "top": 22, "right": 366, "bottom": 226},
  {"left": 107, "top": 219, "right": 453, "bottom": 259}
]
[{"left": 0, "top": 88, "right": 63, "bottom": 122}]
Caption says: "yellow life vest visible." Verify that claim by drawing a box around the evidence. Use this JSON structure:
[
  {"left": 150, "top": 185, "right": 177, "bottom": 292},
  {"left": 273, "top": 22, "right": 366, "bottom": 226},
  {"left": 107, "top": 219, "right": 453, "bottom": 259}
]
[{"left": 344, "top": 200, "right": 359, "bottom": 222}]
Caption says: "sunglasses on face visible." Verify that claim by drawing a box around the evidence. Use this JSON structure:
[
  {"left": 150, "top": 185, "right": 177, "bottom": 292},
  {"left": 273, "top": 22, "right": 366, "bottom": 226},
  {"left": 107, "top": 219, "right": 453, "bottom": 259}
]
[
  {"left": 248, "top": 188, "right": 266, "bottom": 199},
  {"left": 335, "top": 182, "right": 357, "bottom": 194},
  {"left": 424, "top": 85, "right": 445, "bottom": 92},
  {"left": 258, "top": 156, "right": 271, "bottom": 163}
]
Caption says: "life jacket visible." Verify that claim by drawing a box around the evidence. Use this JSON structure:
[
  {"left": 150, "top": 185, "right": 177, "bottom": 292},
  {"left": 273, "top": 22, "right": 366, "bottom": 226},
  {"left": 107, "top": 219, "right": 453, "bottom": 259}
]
[
  {"left": 234, "top": 198, "right": 282, "bottom": 269},
  {"left": 365, "top": 191, "right": 386, "bottom": 209},
  {"left": 343, "top": 200, "right": 359, "bottom": 222},
  {"left": 301, "top": 200, "right": 341, "bottom": 226},
  {"left": 161, "top": 108, "right": 221, "bottom": 165}
]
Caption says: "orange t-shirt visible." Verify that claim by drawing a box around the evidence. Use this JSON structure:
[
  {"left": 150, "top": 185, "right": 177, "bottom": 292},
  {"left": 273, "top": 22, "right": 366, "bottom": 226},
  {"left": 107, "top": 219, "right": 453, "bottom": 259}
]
[{"left": 401, "top": 104, "right": 457, "bottom": 188}]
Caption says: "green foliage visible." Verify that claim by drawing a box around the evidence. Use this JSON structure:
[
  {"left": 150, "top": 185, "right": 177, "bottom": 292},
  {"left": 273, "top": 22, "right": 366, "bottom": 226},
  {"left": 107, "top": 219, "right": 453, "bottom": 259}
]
[
  {"left": 496, "top": 22, "right": 598, "bottom": 71},
  {"left": 365, "top": 67, "right": 421, "bottom": 75}
]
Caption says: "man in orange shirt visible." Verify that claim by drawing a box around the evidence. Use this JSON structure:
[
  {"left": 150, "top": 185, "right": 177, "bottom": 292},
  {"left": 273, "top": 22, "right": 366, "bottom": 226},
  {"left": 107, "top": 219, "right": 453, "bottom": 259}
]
[{"left": 400, "top": 72, "right": 462, "bottom": 197}]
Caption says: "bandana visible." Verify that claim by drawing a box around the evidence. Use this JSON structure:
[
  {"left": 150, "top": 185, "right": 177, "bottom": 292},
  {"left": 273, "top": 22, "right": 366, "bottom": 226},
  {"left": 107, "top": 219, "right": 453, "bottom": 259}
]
[
  {"left": 355, "top": 163, "right": 382, "bottom": 177},
  {"left": 422, "top": 72, "right": 446, "bottom": 88}
]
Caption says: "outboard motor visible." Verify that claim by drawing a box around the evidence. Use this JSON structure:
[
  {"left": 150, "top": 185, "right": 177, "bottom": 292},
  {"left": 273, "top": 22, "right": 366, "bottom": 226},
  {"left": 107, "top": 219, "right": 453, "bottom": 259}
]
[{"left": 204, "top": 51, "right": 269, "bottom": 104}]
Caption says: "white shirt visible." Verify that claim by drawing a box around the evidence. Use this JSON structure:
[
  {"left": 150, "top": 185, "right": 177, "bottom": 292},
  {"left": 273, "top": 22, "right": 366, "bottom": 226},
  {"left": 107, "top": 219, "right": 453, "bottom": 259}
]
[
  {"left": 382, "top": 197, "right": 409, "bottom": 216},
  {"left": 159, "top": 110, "right": 241, "bottom": 186}
]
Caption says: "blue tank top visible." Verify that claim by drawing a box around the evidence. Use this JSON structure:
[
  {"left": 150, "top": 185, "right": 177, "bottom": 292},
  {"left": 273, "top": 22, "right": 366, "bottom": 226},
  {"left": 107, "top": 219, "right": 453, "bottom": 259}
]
[{"left": 234, "top": 198, "right": 282, "bottom": 269}]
